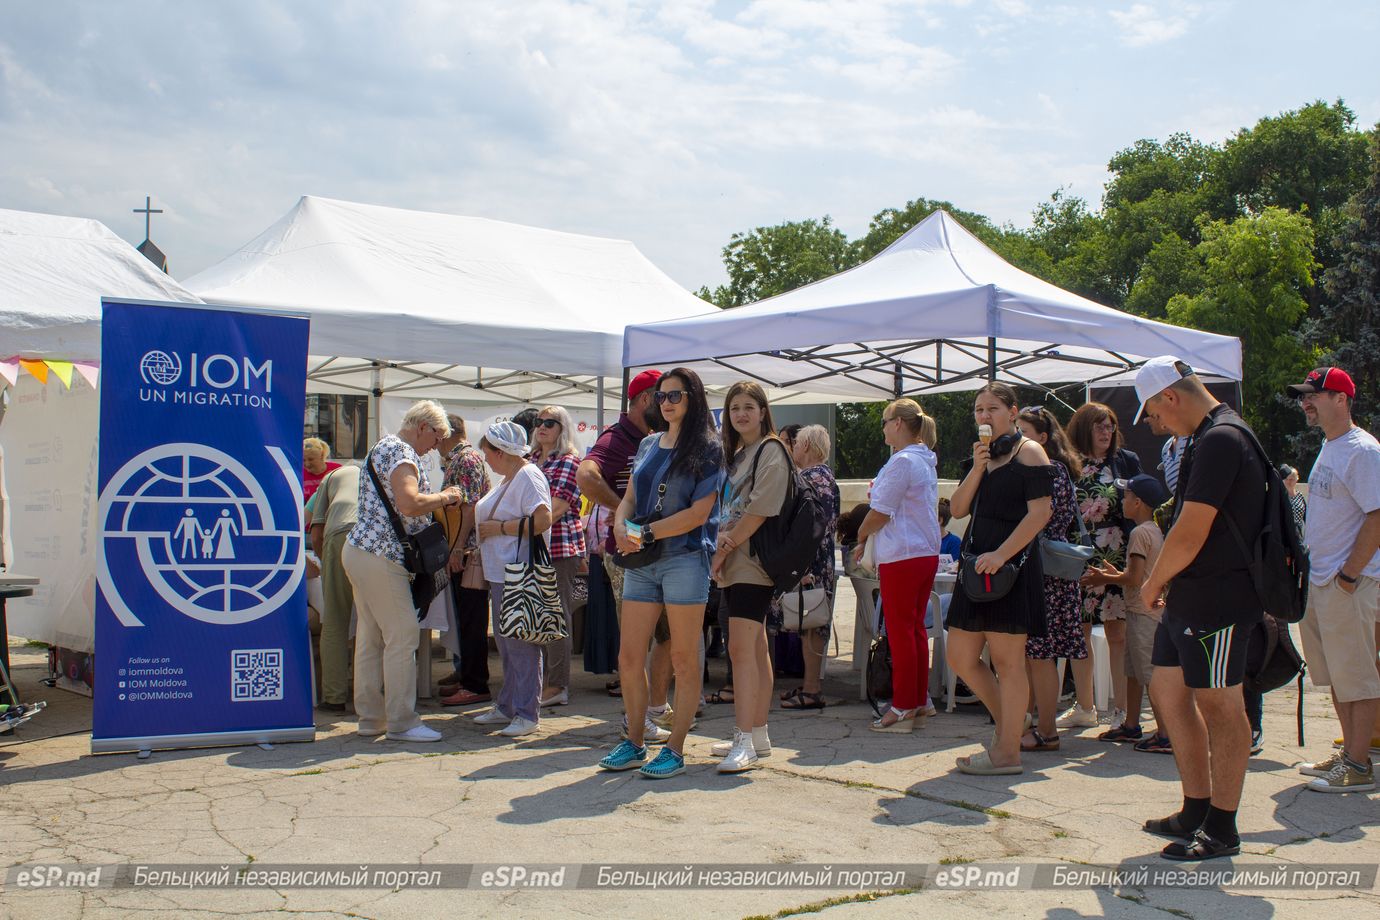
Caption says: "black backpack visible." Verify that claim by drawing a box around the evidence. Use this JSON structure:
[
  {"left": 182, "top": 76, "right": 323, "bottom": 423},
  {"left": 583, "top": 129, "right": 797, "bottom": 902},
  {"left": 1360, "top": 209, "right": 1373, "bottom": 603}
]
[
  {"left": 1211, "top": 416, "right": 1310, "bottom": 624},
  {"left": 745, "top": 438, "right": 830, "bottom": 595},
  {"left": 1245, "top": 616, "right": 1308, "bottom": 745}
]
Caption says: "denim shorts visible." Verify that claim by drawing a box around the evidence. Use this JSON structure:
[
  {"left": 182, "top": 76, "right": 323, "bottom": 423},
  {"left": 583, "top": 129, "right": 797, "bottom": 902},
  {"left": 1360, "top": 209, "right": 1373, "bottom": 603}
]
[{"left": 621, "top": 549, "right": 712, "bottom": 606}]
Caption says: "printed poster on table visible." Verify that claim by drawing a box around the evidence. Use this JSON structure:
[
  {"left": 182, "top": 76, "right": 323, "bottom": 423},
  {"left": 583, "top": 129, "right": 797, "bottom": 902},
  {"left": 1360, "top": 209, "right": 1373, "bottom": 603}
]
[{"left": 92, "top": 299, "right": 313, "bottom": 753}]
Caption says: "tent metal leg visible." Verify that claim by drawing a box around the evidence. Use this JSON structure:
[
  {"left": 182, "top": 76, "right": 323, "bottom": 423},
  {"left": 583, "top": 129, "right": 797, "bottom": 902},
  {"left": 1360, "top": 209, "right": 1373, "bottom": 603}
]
[{"left": 596, "top": 376, "right": 605, "bottom": 430}]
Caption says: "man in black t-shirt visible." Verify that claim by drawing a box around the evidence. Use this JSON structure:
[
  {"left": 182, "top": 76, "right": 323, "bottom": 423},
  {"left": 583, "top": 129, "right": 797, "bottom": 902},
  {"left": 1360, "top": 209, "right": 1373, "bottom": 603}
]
[{"left": 1131, "top": 356, "right": 1266, "bottom": 862}]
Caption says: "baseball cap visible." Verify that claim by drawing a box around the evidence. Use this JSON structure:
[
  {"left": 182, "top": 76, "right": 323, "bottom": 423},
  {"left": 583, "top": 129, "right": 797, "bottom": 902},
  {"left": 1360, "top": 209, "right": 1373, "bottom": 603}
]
[
  {"left": 1116, "top": 474, "right": 1170, "bottom": 509},
  {"left": 1132, "top": 356, "right": 1195, "bottom": 424},
  {"left": 627, "top": 369, "right": 663, "bottom": 401},
  {"left": 1286, "top": 366, "right": 1355, "bottom": 399}
]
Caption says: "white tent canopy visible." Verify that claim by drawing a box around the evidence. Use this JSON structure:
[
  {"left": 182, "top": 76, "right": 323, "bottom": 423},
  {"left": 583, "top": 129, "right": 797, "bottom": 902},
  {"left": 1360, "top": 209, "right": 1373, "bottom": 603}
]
[
  {"left": 184, "top": 196, "right": 712, "bottom": 408},
  {"left": 623, "top": 211, "right": 1243, "bottom": 400},
  {"left": 0, "top": 207, "right": 200, "bottom": 359},
  {"left": 0, "top": 208, "right": 204, "bottom": 654}
]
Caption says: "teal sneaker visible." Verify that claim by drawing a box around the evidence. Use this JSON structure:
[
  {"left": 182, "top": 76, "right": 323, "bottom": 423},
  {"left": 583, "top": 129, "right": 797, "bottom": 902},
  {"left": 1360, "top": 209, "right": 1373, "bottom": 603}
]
[
  {"left": 599, "top": 739, "right": 647, "bottom": 771},
  {"left": 639, "top": 746, "right": 685, "bottom": 779}
]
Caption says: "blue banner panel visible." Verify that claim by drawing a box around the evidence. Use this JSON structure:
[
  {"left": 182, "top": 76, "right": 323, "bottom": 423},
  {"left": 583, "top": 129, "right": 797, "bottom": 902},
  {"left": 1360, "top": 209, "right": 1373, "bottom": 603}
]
[{"left": 93, "top": 300, "right": 313, "bottom": 752}]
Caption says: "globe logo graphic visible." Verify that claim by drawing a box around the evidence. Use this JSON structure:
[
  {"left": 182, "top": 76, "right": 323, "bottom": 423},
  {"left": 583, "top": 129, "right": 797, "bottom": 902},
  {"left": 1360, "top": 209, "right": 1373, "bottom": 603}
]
[
  {"left": 140, "top": 350, "right": 182, "bottom": 386},
  {"left": 98, "top": 443, "right": 303, "bottom": 627}
]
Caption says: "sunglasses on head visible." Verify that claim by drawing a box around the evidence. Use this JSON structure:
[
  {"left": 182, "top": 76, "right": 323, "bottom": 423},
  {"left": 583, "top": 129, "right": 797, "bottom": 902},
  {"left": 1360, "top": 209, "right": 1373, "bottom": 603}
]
[
  {"left": 654, "top": 390, "right": 688, "bottom": 405},
  {"left": 535, "top": 418, "right": 561, "bottom": 429},
  {"left": 1021, "top": 406, "right": 1044, "bottom": 415}
]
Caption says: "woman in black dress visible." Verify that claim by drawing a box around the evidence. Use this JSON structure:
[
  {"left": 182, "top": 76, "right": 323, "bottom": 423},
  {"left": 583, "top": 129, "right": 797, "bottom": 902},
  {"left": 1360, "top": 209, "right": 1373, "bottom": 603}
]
[{"left": 946, "top": 383, "right": 1054, "bottom": 775}]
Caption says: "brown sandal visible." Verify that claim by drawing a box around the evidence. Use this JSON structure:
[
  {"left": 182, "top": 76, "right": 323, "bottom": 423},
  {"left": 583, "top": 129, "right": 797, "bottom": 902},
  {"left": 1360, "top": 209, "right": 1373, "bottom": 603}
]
[
  {"left": 1021, "top": 729, "right": 1061, "bottom": 752},
  {"left": 781, "top": 690, "right": 826, "bottom": 710}
]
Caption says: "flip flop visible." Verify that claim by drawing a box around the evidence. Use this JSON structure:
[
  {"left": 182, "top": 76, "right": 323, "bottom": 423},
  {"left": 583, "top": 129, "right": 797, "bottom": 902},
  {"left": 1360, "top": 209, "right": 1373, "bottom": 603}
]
[{"left": 956, "top": 750, "right": 1023, "bottom": 775}]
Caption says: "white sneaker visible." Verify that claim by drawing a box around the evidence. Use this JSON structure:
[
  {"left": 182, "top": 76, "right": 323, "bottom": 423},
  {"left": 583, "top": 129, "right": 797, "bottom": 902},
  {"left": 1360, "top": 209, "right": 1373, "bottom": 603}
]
[
  {"left": 539, "top": 689, "right": 569, "bottom": 707},
  {"left": 621, "top": 716, "right": 671, "bottom": 745},
  {"left": 717, "top": 728, "right": 759, "bottom": 773},
  {"left": 1104, "top": 708, "right": 1127, "bottom": 727},
  {"left": 386, "top": 724, "right": 442, "bottom": 742},
  {"left": 474, "top": 707, "right": 510, "bottom": 724},
  {"left": 711, "top": 727, "right": 772, "bottom": 758},
  {"left": 498, "top": 717, "right": 539, "bottom": 737},
  {"left": 1056, "top": 705, "right": 1099, "bottom": 729}
]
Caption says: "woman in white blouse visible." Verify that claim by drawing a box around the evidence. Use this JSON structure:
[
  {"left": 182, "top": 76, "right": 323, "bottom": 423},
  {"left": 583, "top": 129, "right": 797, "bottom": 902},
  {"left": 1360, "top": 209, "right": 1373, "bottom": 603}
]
[{"left": 851, "top": 399, "right": 942, "bottom": 733}]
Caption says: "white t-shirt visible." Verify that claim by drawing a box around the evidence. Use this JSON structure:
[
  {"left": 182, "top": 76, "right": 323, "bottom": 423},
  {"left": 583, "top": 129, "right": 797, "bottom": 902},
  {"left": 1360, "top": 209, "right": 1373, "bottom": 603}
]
[
  {"left": 475, "top": 463, "right": 552, "bottom": 584},
  {"left": 869, "top": 443, "right": 941, "bottom": 565},
  {"left": 1305, "top": 426, "right": 1380, "bottom": 585}
]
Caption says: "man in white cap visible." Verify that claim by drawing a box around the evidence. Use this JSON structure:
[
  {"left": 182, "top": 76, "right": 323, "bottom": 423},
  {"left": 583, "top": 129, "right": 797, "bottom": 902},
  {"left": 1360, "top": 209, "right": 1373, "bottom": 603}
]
[{"left": 1131, "top": 356, "right": 1267, "bottom": 861}]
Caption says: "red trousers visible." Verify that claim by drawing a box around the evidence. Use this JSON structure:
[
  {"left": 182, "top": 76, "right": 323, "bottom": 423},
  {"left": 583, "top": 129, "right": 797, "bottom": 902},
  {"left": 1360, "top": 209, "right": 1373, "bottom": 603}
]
[{"left": 878, "top": 555, "right": 940, "bottom": 711}]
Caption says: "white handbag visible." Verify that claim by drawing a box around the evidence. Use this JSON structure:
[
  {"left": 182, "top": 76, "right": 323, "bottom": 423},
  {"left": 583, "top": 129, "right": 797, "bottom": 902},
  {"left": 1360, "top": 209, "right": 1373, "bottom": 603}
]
[
  {"left": 779, "top": 583, "right": 832, "bottom": 632},
  {"left": 858, "top": 536, "right": 878, "bottom": 576}
]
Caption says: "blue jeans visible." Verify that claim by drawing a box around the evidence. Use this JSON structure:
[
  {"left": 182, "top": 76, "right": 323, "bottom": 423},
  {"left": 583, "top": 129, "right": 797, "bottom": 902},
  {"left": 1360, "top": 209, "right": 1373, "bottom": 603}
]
[
  {"left": 621, "top": 550, "right": 712, "bottom": 606},
  {"left": 489, "top": 581, "right": 543, "bottom": 723}
]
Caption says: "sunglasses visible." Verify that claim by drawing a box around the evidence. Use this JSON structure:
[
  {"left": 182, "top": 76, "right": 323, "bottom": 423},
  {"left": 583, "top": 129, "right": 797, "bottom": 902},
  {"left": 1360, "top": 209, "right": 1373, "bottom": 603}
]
[
  {"left": 654, "top": 390, "right": 688, "bottom": 405},
  {"left": 1021, "top": 406, "right": 1045, "bottom": 415},
  {"left": 535, "top": 418, "right": 561, "bottom": 429}
]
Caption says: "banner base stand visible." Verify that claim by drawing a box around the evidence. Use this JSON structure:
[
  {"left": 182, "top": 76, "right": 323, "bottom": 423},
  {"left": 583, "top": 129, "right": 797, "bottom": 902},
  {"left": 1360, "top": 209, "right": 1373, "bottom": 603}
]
[{"left": 91, "top": 725, "right": 315, "bottom": 755}]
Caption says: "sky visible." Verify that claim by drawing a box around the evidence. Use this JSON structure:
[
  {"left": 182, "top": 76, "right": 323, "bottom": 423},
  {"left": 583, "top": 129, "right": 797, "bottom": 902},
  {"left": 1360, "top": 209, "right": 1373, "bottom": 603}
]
[{"left": 2, "top": 1, "right": 1376, "bottom": 293}]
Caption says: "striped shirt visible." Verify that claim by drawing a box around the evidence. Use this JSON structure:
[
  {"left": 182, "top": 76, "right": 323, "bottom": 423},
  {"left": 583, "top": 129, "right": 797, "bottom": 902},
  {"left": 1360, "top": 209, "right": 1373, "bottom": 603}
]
[{"left": 1160, "top": 436, "right": 1190, "bottom": 493}]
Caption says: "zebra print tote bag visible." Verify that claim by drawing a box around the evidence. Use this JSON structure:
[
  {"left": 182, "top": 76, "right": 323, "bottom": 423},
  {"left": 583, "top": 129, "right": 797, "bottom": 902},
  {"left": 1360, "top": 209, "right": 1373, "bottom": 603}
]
[{"left": 499, "top": 516, "right": 568, "bottom": 645}]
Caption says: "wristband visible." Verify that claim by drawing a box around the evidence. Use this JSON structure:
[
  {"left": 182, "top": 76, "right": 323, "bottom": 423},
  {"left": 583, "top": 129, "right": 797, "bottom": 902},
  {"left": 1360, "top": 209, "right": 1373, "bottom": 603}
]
[{"left": 1338, "top": 571, "right": 1358, "bottom": 585}]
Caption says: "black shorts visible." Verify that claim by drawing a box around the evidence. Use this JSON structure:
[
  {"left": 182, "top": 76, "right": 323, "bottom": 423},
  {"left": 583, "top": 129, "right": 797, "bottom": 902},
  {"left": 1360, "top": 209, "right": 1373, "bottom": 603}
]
[
  {"left": 722, "top": 582, "right": 775, "bottom": 623},
  {"left": 1151, "top": 615, "right": 1254, "bottom": 689}
]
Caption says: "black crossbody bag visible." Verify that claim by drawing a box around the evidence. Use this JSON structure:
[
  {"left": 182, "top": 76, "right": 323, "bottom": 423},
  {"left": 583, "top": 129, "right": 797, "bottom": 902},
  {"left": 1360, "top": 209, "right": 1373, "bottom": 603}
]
[
  {"left": 958, "top": 458, "right": 1030, "bottom": 603},
  {"left": 366, "top": 448, "right": 453, "bottom": 619}
]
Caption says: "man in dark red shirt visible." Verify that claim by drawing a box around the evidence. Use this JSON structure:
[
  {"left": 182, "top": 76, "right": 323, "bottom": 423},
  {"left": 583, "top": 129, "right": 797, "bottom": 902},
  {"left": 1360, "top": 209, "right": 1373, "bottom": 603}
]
[{"left": 578, "top": 371, "right": 675, "bottom": 737}]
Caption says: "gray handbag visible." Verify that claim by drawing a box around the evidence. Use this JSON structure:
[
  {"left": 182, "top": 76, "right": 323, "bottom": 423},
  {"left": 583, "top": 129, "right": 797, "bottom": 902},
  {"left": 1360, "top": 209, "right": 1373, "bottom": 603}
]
[{"left": 1039, "top": 502, "right": 1095, "bottom": 582}]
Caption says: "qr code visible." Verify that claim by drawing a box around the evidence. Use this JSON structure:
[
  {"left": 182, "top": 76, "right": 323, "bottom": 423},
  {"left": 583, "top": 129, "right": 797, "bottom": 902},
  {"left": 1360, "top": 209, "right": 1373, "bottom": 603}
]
[{"left": 231, "top": 649, "right": 283, "bottom": 702}]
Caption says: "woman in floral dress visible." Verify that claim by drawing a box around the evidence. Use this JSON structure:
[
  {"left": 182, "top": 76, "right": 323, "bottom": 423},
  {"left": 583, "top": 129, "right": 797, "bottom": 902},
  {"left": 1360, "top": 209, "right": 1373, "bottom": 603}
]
[
  {"left": 1017, "top": 407, "right": 1087, "bottom": 751},
  {"left": 1062, "top": 403, "right": 1141, "bottom": 728}
]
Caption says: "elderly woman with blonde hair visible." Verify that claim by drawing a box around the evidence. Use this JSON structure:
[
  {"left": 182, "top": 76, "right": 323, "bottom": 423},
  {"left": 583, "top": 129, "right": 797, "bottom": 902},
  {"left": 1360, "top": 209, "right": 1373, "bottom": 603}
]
[
  {"left": 342, "top": 400, "right": 464, "bottom": 743},
  {"left": 779, "top": 424, "right": 841, "bottom": 711},
  {"left": 528, "top": 405, "right": 585, "bottom": 707},
  {"left": 302, "top": 436, "right": 341, "bottom": 503}
]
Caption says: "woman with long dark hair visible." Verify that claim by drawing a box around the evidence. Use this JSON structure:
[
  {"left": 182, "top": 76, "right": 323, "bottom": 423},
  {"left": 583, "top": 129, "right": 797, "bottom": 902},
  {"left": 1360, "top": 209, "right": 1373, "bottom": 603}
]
[
  {"left": 946, "top": 383, "right": 1054, "bottom": 774},
  {"left": 1064, "top": 402, "right": 1142, "bottom": 730},
  {"left": 1017, "top": 406, "right": 1088, "bottom": 752},
  {"left": 599, "top": 368, "right": 724, "bottom": 779},
  {"left": 710, "top": 381, "right": 791, "bottom": 774}
]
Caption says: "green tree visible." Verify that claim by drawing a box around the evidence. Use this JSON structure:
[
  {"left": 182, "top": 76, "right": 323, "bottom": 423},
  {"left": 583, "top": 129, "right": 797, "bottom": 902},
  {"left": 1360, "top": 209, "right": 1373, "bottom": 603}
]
[
  {"left": 705, "top": 217, "right": 856, "bottom": 308},
  {"left": 1166, "top": 208, "right": 1319, "bottom": 457},
  {"left": 1098, "top": 133, "right": 1236, "bottom": 307},
  {"left": 1307, "top": 129, "right": 1380, "bottom": 432},
  {"left": 1222, "top": 100, "right": 1371, "bottom": 218},
  {"left": 853, "top": 196, "right": 1005, "bottom": 262},
  {"left": 1124, "top": 231, "right": 1203, "bottom": 317}
]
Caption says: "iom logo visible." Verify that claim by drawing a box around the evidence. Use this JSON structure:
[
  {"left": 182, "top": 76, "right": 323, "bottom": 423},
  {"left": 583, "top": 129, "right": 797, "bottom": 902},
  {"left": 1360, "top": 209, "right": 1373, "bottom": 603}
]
[
  {"left": 140, "top": 350, "right": 182, "bottom": 386},
  {"left": 97, "top": 443, "right": 304, "bottom": 627},
  {"left": 137, "top": 349, "right": 274, "bottom": 409}
]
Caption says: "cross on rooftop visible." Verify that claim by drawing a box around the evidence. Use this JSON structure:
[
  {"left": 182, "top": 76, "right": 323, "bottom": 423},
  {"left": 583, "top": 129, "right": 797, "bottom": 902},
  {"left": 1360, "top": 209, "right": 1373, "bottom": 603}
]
[{"left": 133, "top": 196, "right": 163, "bottom": 242}]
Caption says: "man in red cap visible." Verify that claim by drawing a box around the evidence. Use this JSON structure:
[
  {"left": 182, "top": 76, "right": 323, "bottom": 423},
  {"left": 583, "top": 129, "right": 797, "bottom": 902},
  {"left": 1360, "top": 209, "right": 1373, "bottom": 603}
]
[
  {"left": 1288, "top": 366, "right": 1380, "bottom": 793},
  {"left": 578, "top": 370, "right": 676, "bottom": 741}
]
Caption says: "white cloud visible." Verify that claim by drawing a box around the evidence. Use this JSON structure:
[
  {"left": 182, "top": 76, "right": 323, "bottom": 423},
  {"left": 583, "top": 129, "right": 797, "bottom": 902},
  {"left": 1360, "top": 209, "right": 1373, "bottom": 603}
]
[{"left": 1108, "top": 3, "right": 1198, "bottom": 47}]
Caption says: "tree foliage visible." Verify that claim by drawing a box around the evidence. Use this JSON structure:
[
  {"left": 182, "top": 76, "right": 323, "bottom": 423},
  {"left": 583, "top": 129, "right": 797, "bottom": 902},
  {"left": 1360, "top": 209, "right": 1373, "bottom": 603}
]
[{"left": 1308, "top": 129, "right": 1380, "bottom": 432}]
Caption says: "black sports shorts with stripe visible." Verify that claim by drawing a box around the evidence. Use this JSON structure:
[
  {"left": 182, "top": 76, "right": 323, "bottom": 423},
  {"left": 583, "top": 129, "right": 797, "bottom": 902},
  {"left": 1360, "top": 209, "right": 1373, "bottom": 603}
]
[{"left": 1151, "top": 614, "right": 1257, "bottom": 690}]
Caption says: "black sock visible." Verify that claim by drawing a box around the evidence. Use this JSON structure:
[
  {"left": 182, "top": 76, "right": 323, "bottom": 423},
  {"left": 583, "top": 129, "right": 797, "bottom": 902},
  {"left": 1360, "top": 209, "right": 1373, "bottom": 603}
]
[
  {"left": 1202, "top": 805, "right": 1238, "bottom": 845},
  {"left": 1180, "top": 795, "right": 1210, "bottom": 830}
]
